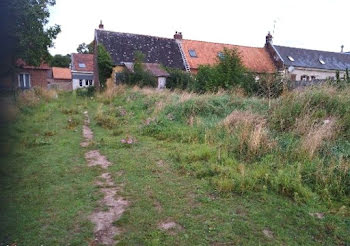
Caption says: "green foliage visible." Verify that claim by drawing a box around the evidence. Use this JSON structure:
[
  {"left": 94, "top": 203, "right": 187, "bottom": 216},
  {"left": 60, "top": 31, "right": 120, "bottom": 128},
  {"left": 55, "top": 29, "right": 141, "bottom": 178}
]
[
  {"left": 346, "top": 68, "right": 350, "bottom": 83},
  {"left": 193, "top": 48, "right": 256, "bottom": 94},
  {"left": 256, "top": 73, "right": 284, "bottom": 99},
  {"left": 165, "top": 68, "right": 195, "bottom": 90},
  {"left": 122, "top": 51, "right": 157, "bottom": 87},
  {"left": 1, "top": 0, "right": 60, "bottom": 72},
  {"left": 97, "top": 44, "right": 113, "bottom": 88},
  {"left": 76, "top": 86, "right": 96, "bottom": 97},
  {"left": 77, "top": 42, "right": 94, "bottom": 54},
  {"left": 49, "top": 54, "right": 71, "bottom": 68},
  {"left": 336, "top": 70, "right": 340, "bottom": 83}
]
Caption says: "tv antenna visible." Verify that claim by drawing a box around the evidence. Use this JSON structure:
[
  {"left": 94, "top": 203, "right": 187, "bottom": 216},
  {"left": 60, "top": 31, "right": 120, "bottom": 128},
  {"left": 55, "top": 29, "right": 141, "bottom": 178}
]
[{"left": 272, "top": 20, "right": 277, "bottom": 36}]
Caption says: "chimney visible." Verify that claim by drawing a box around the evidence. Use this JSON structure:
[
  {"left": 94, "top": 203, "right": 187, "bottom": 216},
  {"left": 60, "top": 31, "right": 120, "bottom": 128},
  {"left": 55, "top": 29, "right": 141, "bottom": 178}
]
[
  {"left": 99, "top": 20, "right": 104, "bottom": 29},
  {"left": 174, "top": 31, "right": 183, "bottom": 40},
  {"left": 341, "top": 45, "right": 344, "bottom": 53},
  {"left": 266, "top": 32, "right": 273, "bottom": 45}
]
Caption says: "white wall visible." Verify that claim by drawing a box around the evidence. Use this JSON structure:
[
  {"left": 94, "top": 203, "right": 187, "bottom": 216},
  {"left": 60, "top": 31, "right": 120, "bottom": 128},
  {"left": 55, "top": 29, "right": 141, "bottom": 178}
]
[
  {"left": 287, "top": 67, "right": 346, "bottom": 81},
  {"left": 72, "top": 78, "right": 94, "bottom": 90}
]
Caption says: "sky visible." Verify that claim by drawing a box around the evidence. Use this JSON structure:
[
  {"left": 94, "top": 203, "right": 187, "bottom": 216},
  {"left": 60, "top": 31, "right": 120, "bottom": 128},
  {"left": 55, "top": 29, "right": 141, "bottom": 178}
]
[{"left": 48, "top": 0, "right": 350, "bottom": 55}]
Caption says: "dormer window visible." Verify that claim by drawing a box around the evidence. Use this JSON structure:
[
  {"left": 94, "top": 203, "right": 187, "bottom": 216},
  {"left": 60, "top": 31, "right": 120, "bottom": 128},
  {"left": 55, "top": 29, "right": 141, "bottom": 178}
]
[
  {"left": 78, "top": 63, "right": 86, "bottom": 68},
  {"left": 287, "top": 56, "right": 295, "bottom": 62},
  {"left": 189, "top": 50, "right": 197, "bottom": 58},
  {"left": 319, "top": 58, "right": 325, "bottom": 65}
]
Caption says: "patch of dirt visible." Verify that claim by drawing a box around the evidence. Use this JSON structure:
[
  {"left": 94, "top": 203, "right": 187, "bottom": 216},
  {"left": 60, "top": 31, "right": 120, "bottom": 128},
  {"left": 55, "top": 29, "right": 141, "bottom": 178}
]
[
  {"left": 262, "top": 229, "right": 274, "bottom": 239},
  {"left": 309, "top": 212, "right": 325, "bottom": 219},
  {"left": 85, "top": 150, "right": 111, "bottom": 169},
  {"left": 81, "top": 125, "right": 94, "bottom": 147},
  {"left": 158, "top": 220, "right": 183, "bottom": 235},
  {"left": 82, "top": 111, "right": 129, "bottom": 245},
  {"left": 90, "top": 187, "right": 128, "bottom": 245}
]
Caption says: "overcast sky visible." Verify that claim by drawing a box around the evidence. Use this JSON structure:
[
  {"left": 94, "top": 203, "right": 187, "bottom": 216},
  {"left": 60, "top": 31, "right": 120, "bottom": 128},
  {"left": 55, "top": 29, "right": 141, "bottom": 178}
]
[{"left": 48, "top": 0, "right": 350, "bottom": 55}]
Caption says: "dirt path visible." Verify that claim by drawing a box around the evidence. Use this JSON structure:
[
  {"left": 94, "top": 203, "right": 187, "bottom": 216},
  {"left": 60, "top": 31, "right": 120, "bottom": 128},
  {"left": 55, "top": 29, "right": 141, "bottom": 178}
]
[{"left": 81, "top": 111, "right": 128, "bottom": 245}]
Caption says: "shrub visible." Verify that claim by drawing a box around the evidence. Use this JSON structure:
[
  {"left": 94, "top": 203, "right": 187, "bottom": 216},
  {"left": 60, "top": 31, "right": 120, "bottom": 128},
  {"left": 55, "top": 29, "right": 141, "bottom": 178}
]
[
  {"left": 94, "top": 105, "right": 118, "bottom": 129},
  {"left": 97, "top": 44, "right": 113, "bottom": 88},
  {"left": 165, "top": 68, "right": 195, "bottom": 90},
  {"left": 193, "top": 48, "right": 257, "bottom": 95},
  {"left": 76, "top": 86, "right": 95, "bottom": 97}
]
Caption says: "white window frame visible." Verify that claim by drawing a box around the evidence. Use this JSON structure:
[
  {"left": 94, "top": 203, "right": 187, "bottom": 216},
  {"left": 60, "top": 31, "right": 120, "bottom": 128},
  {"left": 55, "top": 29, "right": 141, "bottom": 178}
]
[{"left": 18, "top": 73, "right": 31, "bottom": 88}]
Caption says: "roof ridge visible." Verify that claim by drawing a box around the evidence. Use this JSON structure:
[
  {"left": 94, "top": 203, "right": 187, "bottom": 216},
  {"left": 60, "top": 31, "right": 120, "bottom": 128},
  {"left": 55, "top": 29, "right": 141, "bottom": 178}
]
[
  {"left": 95, "top": 29, "right": 174, "bottom": 41},
  {"left": 274, "top": 45, "right": 348, "bottom": 56},
  {"left": 183, "top": 39, "right": 264, "bottom": 49}
]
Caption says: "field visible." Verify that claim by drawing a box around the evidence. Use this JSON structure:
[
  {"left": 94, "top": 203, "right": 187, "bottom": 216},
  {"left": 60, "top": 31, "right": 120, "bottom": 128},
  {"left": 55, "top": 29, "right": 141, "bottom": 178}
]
[{"left": 0, "top": 85, "right": 349, "bottom": 245}]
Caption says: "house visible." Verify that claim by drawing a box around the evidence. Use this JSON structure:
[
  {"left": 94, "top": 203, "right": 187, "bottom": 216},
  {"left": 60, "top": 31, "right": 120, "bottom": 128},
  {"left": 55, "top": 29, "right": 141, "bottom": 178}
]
[
  {"left": 71, "top": 53, "right": 94, "bottom": 90},
  {"left": 122, "top": 62, "right": 170, "bottom": 89},
  {"left": 50, "top": 67, "right": 72, "bottom": 90},
  {"left": 93, "top": 22, "right": 185, "bottom": 87},
  {"left": 265, "top": 33, "right": 350, "bottom": 81},
  {"left": 15, "top": 60, "right": 51, "bottom": 89},
  {"left": 175, "top": 33, "right": 276, "bottom": 75}
]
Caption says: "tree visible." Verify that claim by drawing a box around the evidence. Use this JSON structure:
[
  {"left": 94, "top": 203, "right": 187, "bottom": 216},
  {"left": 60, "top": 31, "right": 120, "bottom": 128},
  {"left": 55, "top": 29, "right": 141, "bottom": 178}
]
[
  {"left": 49, "top": 54, "right": 71, "bottom": 68},
  {"left": 77, "top": 42, "right": 94, "bottom": 54},
  {"left": 346, "top": 68, "right": 350, "bottom": 83},
  {"left": 194, "top": 48, "right": 256, "bottom": 94},
  {"left": 1, "top": 0, "right": 60, "bottom": 74},
  {"left": 97, "top": 44, "right": 113, "bottom": 88}
]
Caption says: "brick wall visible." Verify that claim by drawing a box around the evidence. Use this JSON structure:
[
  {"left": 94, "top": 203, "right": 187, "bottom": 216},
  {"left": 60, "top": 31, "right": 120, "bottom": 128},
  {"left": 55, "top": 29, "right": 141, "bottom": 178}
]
[
  {"left": 17, "top": 68, "right": 49, "bottom": 88},
  {"left": 50, "top": 79, "right": 73, "bottom": 91}
]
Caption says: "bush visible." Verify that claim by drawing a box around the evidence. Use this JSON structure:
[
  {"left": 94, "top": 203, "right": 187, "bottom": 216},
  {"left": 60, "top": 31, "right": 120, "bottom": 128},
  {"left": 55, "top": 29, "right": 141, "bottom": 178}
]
[
  {"left": 76, "top": 86, "right": 95, "bottom": 97},
  {"left": 192, "top": 48, "right": 257, "bottom": 95},
  {"left": 166, "top": 68, "right": 195, "bottom": 90},
  {"left": 97, "top": 44, "right": 113, "bottom": 88}
]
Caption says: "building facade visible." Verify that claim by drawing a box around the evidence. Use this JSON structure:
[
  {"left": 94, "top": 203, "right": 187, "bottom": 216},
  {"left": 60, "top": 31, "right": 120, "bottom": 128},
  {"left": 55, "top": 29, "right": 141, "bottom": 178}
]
[{"left": 71, "top": 53, "right": 94, "bottom": 90}]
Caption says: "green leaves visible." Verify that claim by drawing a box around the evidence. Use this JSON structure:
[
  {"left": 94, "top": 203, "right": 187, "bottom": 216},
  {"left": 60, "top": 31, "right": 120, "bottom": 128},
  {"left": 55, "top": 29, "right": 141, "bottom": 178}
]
[{"left": 97, "top": 44, "right": 113, "bottom": 88}]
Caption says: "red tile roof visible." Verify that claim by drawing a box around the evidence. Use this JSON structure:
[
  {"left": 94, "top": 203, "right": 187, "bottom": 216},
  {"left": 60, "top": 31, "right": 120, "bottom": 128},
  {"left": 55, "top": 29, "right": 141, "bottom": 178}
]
[
  {"left": 16, "top": 59, "right": 51, "bottom": 70},
  {"left": 71, "top": 53, "right": 94, "bottom": 72},
  {"left": 181, "top": 40, "right": 276, "bottom": 73},
  {"left": 52, "top": 67, "right": 72, "bottom": 80}
]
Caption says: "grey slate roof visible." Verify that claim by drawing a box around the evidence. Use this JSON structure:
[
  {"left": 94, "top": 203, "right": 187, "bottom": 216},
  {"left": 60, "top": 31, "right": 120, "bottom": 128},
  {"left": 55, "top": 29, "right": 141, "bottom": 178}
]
[
  {"left": 96, "top": 29, "right": 184, "bottom": 70},
  {"left": 274, "top": 45, "right": 350, "bottom": 71}
]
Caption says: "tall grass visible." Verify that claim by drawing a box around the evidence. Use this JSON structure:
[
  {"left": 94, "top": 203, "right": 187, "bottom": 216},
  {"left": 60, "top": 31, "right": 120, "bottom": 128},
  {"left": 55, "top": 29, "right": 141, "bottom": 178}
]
[{"left": 96, "top": 84, "right": 350, "bottom": 203}]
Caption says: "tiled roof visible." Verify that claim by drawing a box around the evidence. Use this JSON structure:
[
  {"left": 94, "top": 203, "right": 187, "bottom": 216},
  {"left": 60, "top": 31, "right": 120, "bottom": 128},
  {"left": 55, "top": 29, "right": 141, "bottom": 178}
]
[
  {"left": 123, "top": 62, "right": 170, "bottom": 77},
  {"left": 274, "top": 45, "right": 350, "bottom": 71},
  {"left": 181, "top": 40, "right": 276, "bottom": 73},
  {"left": 16, "top": 59, "right": 50, "bottom": 70},
  {"left": 95, "top": 29, "right": 185, "bottom": 70},
  {"left": 52, "top": 67, "right": 72, "bottom": 80},
  {"left": 71, "top": 53, "right": 94, "bottom": 72}
]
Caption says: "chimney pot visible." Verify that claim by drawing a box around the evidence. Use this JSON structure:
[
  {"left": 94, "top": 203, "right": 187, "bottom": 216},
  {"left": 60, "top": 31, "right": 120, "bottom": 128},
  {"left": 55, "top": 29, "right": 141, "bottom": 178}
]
[
  {"left": 174, "top": 31, "right": 183, "bottom": 40},
  {"left": 99, "top": 20, "right": 104, "bottom": 29},
  {"left": 341, "top": 45, "right": 344, "bottom": 53},
  {"left": 266, "top": 32, "right": 273, "bottom": 45}
]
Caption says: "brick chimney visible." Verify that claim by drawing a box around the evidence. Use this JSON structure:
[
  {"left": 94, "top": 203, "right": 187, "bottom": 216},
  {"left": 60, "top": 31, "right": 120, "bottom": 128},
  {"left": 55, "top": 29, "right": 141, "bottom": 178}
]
[
  {"left": 174, "top": 31, "right": 183, "bottom": 40},
  {"left": 341, "top": 45, "right": 344, "bottom": 53},
  {"left": 99, "top": 20, "right": 104, "bottom": 29},
  {"left": 266, "top": 32, "right": 273, "bottom": 45}
]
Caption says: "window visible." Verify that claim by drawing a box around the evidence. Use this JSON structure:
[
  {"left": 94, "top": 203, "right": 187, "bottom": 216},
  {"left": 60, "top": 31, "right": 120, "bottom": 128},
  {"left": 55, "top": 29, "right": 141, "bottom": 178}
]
[
  {"left": 311, "top": 76, "right": 316, "bottom": 80},
  {"left": 85, "top": 80, "right": 88, "bottom": 86},
  {"left": 301, "top": 75, "right": 310, "bottom": 81},
  {"left": 78, "top": 63, "right": 86, "bottom": 68},
  {"left": 217, "top": 52, "right": 224, "bottom": 59},
  {"left": 319, "top": 58, "right": 325, "bottom": 65},
  {"left": 287, "top": 56, "right": 295, "bottom": 62},
  {"left": 89, "top": 80, "right": 93, "bottom": 86},
  {"left": 18, "top": 73, "right": 30, "bottom": 89},
  {"left": 188, "top": 50, "right": 197, "bottom": 57},
  {"left": 79, "top": 79, "right": 83, "bottom": 86}
]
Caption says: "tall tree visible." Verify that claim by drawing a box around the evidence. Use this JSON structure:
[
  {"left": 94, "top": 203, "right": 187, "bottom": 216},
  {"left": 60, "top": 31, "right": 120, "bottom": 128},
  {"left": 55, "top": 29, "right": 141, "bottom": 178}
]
[
  {"left": 77, "top": 42, "right": 94, "bottom": 54},
  {"left": 49, "top": 54, "right": 71, "bottom": 68},
  {"left": 0, "top": 0, "right": 60, "bottom": 75}
]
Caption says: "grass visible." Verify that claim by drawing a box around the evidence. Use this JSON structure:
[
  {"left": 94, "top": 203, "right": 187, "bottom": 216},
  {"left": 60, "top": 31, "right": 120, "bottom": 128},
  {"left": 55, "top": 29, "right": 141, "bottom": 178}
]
[{"left": 1, "top": 86, "right": 350, "bottom": 245}]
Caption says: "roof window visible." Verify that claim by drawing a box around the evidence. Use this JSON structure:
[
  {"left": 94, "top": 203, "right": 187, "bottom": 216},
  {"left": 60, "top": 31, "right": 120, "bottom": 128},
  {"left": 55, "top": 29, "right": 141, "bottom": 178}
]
[
  {"left": 78, "top": 63, "right": 86, "bottom": 68},
  {"left": 189, "top": 50, "right": 197, "bottom": 58},
  {"left": 218, "top": 52, "right": 224, "bottom": 59},
  {"left": 319, "top": 58, "right": 326, "bottom": 65},
  {"left": 287, "top": 56, "right": 295, "bottom": 62}
]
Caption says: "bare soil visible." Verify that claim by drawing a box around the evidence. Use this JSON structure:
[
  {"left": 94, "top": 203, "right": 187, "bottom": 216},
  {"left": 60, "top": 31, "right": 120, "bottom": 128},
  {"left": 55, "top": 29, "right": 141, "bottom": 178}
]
[{"left": 82, "top": 112, "right": 128, "bottom": 245}]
